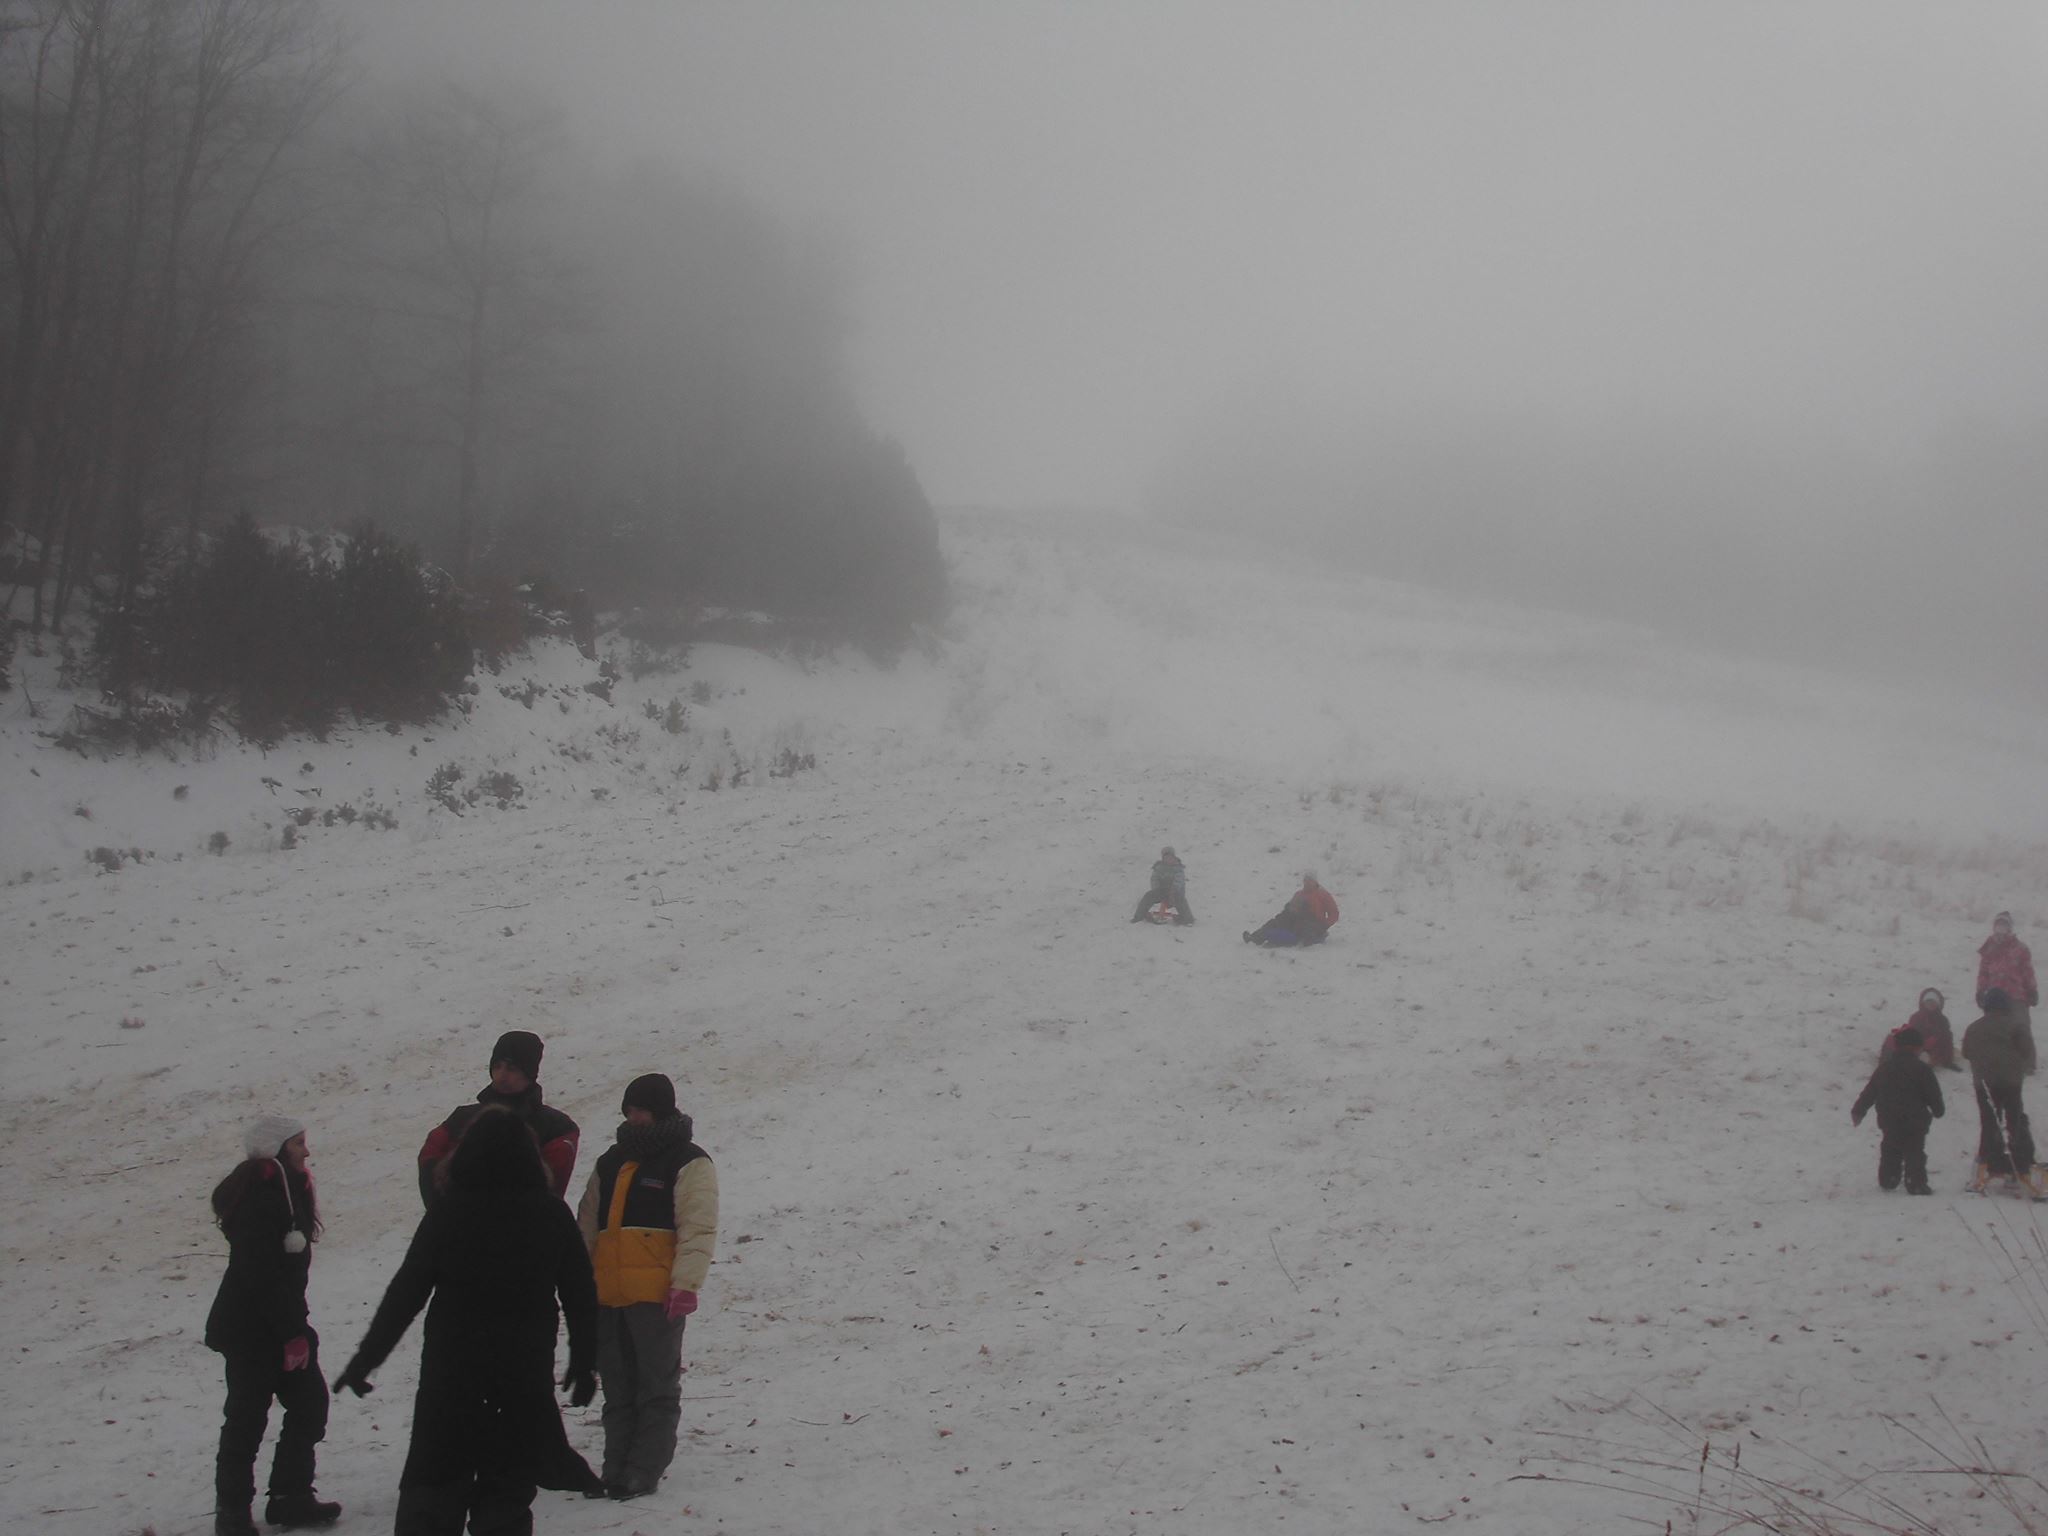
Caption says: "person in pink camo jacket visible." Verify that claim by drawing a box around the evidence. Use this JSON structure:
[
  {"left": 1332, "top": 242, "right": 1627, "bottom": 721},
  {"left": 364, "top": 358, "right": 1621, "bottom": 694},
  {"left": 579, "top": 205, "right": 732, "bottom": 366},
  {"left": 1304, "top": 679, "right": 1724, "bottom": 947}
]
[{"left": 1976, "top": 912, "right": 2038, "bottom": 1034}]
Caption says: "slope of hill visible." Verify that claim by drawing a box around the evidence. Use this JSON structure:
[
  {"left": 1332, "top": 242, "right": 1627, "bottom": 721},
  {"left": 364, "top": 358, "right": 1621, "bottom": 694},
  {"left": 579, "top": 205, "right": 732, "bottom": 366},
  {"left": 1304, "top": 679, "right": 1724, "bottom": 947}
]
[{"left": 2, "top": 510, "right": 2045, "bottom": 1536}]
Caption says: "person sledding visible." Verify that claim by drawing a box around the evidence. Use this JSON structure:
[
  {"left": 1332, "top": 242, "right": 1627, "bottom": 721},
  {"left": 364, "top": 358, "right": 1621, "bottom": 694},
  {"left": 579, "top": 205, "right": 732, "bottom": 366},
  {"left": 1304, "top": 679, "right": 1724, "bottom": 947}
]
[
  {"left": 1130, "top": 847, "right": 1194, "bottom": 925},
  {"left": 1243, "top": 873, "right": 1339, "bottom": 947}
]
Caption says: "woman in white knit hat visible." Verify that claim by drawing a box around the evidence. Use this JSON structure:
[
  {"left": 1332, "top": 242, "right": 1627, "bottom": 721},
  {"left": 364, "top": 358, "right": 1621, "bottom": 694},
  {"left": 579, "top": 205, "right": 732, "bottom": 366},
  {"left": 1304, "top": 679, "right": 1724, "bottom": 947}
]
[{"left": 204, "top": 1116, "right": 341, "bottom": 1535}]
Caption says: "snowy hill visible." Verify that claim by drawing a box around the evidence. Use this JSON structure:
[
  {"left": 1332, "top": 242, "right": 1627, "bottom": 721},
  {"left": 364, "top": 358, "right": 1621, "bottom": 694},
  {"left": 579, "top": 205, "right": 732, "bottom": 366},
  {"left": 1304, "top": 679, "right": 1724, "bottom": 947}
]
[{"left": 3, "top": 510, "right": 2046, "bottom": 1536}]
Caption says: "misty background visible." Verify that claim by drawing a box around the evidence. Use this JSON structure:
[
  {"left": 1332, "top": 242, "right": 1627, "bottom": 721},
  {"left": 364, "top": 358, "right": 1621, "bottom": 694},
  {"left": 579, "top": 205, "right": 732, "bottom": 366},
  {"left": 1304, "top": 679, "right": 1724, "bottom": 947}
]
[
  {"left": 350, "top": 1, "right": 2048, "bottom": 703},
  {"left": 7, "top": 2, "right": 2043, "bottom": 707}
]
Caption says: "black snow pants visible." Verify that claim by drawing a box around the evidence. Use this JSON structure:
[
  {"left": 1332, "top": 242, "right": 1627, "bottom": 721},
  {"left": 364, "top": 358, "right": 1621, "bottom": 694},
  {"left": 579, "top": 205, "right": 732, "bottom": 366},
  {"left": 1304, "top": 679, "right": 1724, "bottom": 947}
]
[
  {"left": 393, "top": 1396, "right": 538, "bottom": 1536},
  {"left": 1876, "top": 1126, "right": 1930, "bottom": 1192},
  {"left": 1132, "top": 885, "right": 1192, "bottom": 922},
  {"left": 393, "top": 1468, "right": 536, "bottom": 1536},
  {"left": 1975, "top": 1078, "right": 2035, "bottom": 1174},
  {"left": 215, "top": 1334, "right": 328, "bottom": 1509}
]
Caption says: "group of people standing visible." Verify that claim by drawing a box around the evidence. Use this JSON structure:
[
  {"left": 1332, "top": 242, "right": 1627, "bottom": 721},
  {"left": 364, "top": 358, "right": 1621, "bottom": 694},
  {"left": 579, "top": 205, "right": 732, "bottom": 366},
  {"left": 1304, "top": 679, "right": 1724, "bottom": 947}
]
[
  {"left": 204, "top": 1030, "right": 719, "bottom": 1536},
  {"left": 1128, "top": 847, "right": 1341, "bottom": 947},
  {"left": 1851, "top": 912, "right": 2039, "bottom": 1198}
]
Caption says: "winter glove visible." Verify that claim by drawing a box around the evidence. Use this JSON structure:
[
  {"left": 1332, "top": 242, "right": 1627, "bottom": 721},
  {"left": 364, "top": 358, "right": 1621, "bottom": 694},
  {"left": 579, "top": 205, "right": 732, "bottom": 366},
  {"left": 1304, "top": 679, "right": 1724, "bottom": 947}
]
[
  {"left": 1850, "top": 1109, "right": 1864, "bottom": 1127},
  {"left": 664, "top": 1288, "right": 698, "bottom": 1321},
  {"left": 282, "top": 1336, "right": 311, "bottom": 1372},
  {"left": 561, "top": 1365, "right": 598, "bottom": 1409},
  {"left": 332, "top": 1360, "right": 374, "bottom": 1397}
]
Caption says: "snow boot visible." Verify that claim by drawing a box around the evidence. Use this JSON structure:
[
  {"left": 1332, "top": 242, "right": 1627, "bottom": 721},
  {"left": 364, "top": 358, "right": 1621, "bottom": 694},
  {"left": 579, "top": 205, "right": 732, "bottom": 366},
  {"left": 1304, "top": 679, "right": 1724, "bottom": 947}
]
[
  {"left": 2022, "top": 1168, "right": 2048, "bottom": 1202},
  {"left": 216, "top": 1508, "right": 259, "bottom": 1536},
  {"left": 264, "top": 1492, "right": 341, "bottom": 1529},
  {"left": 1967, "top": 1162, "right": 1992, "bottom": 1194}
]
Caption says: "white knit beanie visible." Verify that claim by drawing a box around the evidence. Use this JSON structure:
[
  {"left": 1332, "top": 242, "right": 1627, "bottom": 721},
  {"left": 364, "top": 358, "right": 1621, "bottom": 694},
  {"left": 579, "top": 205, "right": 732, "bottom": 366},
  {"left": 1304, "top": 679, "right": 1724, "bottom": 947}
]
[{"left": 243, "top": 1114, "right": 306, "bottom": 1161}]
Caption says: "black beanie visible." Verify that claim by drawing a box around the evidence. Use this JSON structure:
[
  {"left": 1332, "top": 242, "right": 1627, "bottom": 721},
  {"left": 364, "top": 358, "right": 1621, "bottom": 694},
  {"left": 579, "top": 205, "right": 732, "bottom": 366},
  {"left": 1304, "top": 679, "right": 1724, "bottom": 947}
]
[
  {"left": 1894, "top": 1026, "right": 1923, "bottom": 1052},
  {"left": 622, "top": 1072, "right": 678, "bottom": 1119},
  {"left": 491, "top": 1030, "right": 544, "bottom": 1080}
]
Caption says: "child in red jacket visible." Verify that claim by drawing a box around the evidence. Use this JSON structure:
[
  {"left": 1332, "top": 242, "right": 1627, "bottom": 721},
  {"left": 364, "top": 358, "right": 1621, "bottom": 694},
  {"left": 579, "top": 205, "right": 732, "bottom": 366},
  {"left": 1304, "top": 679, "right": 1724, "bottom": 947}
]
[{"left": 1244, "top": 874, "right": 1340, "bottom": 947}]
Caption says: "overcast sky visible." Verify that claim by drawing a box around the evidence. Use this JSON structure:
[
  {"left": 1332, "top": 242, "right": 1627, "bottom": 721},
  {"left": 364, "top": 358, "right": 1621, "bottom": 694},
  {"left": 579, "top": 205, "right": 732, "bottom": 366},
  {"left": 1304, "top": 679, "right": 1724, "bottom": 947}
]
[{"left": 351, "top": 2, "right": 2048, "bottom": 524}]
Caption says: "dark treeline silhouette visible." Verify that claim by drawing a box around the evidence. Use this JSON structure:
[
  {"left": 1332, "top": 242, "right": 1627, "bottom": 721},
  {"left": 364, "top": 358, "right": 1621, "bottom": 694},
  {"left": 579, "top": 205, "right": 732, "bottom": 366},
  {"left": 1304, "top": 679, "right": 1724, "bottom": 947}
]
[{"left": 1, "top": 0, "right": 945, "bottom": 736}]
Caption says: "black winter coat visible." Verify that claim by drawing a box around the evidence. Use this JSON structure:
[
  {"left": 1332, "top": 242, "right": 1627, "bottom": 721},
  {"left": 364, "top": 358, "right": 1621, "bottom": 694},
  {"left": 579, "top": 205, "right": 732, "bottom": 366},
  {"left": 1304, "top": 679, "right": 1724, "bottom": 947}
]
[
  {"left": 418, "top": 1085, "right": 581, "bottom": 1206},
  {"left": 343, "top": 1187, "right": 598, "bottom": 1490},
  {"left": 205, "top": 1161, "right": 317, "bottom": 1355},
  {"left": 1852, "top": 1052, "right": 1945, "bottom": 1135}
]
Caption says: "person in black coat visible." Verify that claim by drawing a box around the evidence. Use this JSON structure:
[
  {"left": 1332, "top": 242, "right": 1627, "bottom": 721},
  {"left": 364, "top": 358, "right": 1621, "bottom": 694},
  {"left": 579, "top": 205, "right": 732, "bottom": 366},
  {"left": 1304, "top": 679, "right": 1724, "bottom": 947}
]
[
  {"left": 205, "top": 1115, "right": 341, "bottom": 1535},
  {"left": 1851, "top": 1025, "right": 1945, "bottom": 1195},
  {"left": 333, "top": 1107, "right": 602, "bottom": 1535}
]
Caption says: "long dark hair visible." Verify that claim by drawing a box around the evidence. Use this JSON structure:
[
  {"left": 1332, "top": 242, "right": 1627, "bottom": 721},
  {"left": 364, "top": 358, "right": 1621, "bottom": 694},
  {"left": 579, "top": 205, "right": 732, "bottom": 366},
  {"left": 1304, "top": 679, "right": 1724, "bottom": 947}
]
[
  {"left": 445, "top": 1105, "right": 550, "bottom": 1194},
  {"left": 210, "top": 1157, "right": 321, "bottom": 1238}
]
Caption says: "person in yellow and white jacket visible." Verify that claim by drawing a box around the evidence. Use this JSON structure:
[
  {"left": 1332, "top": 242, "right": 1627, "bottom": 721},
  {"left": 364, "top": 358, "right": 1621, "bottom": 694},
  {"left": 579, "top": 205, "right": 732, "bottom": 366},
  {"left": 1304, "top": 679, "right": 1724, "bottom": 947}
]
[{"left": 575, "top": 1073, "right": 718, "bottom": 1500}]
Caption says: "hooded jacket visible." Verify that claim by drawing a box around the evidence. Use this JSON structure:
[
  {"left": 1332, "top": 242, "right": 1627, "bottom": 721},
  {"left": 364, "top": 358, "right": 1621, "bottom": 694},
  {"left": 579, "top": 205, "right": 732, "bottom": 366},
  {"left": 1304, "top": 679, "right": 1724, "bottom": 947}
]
[{"left": 1882, "top": 991, "right": 1956, "bottom": 1070}]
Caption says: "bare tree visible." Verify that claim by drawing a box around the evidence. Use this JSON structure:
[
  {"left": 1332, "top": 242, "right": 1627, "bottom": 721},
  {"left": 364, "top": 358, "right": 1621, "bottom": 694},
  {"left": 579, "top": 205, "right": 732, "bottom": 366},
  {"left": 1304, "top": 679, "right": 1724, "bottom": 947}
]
[
  {"left": 0, "top": 0, "right": 342, "bottom": 648},
  {"left": 349, "top": 82, "right": 575, "bottom": 579}
]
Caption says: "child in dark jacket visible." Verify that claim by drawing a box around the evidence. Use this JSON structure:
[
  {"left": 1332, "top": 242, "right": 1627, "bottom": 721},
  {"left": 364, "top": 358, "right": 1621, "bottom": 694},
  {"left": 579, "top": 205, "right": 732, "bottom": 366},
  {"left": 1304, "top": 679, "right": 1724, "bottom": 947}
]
[
  {"left": 1851, "top": 1026, "right": 1945, "bottom": 1195},
  {"left": 205, "top": 1116, "right": 340, "bottom": 1535},
  {"left": 1130, "top": 847, "right": 1193, "bottom": 924}
]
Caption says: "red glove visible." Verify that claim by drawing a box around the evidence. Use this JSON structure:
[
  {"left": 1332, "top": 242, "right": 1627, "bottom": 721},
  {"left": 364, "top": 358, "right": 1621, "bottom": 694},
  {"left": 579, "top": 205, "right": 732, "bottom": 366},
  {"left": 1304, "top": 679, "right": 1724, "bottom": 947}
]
[
  {"left": 282, "top": 1337, "right": 311, "bottom": 1372},
  {"left": 664, "top": 1289, "right": 698, "bottom": 1321}
]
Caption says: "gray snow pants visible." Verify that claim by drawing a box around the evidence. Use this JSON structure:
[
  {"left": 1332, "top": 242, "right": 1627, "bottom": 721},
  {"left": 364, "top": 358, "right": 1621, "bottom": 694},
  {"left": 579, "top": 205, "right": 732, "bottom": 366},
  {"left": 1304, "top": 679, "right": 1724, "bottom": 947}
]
[{"left": 596, "top": 1302, "right": 686, "bottom": 1491}]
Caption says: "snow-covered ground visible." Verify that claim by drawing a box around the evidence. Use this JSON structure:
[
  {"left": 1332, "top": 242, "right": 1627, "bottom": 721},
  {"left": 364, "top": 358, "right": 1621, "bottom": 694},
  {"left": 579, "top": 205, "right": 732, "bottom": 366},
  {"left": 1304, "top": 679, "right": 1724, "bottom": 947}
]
[{"left": 3, "top": 510, "right": 2046, "bottom": 1536}]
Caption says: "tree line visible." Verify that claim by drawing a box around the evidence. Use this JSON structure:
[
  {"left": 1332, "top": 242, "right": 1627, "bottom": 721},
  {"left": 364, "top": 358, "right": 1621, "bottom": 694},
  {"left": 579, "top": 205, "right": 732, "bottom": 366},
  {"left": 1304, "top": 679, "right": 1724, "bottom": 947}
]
[{"left": 1, "top": 0, "right": 946, "bottom": 734}]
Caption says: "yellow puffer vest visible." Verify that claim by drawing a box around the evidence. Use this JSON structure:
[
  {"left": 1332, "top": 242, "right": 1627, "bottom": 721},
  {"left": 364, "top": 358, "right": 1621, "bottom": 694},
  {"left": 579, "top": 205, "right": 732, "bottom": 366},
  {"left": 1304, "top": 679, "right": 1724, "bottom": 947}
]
[
  {"left": 590, "top": 1138, "right": 702, "bottom": 1306},
  {"left": 592, "top": 1166, "right": 675, "bottom": 1305}
]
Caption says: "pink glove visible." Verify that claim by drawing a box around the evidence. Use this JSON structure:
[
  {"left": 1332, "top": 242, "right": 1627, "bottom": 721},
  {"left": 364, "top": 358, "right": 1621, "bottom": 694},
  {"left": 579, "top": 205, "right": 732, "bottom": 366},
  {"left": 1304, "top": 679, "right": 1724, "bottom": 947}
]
[
  {"left": 663, "top": 1289, "right": 698, "bottom": 1321},
  {"left": 282, "top": 1336, "right": 311, "bottom": 1372}
]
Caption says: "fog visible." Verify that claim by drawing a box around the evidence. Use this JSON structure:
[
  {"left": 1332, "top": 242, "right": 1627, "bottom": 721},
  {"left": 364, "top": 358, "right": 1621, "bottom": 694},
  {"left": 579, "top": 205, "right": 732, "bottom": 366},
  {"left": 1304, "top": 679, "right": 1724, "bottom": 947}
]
[{"left": 351, "top": 2, "right": 2048, "bottom": 699}]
